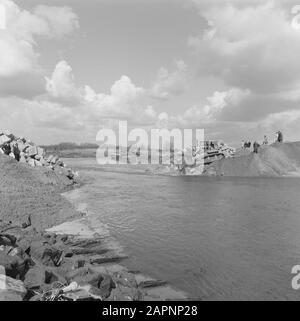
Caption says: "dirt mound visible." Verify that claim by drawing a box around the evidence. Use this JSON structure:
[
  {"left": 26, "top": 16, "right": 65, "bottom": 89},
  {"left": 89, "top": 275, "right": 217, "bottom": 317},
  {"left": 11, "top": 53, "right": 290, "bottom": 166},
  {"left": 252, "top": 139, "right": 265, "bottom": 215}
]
[
  {"left": 0, "top": 154, "right": 79, "bottom": 230},
  {"left": 204, "top": 142, "right": 300, "bottom": 177}
]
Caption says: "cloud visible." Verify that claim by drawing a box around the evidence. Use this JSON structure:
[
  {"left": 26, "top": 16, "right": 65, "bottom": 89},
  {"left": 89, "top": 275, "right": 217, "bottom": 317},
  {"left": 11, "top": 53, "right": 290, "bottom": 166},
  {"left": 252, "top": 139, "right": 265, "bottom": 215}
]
[
  {"left": 45, "top": 60, "right": 157, "bottom": 125},
  {"left": 33, "top": 5, "right": 79, "bottom": 39},
  {"left": 189, "top": 1, "right": 300, "bottom": 94},
  {"left": 187, "top": 0, "right": 300, "bottom": 127},
  {"left": 150, "top": 60, "right": 188, "bottom": 100},
  {"left": 0, "top": 59, "right": 161, "bottom": 143},
  {"left": 45, "top": 60, "right": 81, "bottom": 103},
  {"left": 0, "top": 0, "right": 79, "bottom": 78}
]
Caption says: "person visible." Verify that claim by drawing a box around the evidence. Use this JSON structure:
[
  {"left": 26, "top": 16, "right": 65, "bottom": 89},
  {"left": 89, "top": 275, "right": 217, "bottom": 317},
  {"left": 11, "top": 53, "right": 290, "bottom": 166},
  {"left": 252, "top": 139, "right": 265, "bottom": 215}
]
[
  {"left": 2, "top": 142, "right": 11, "bottom": 155},
  {"left": 263, "top": 135, "right": 268, "bottom": 145},
  {"left": 277, "top": 131, "right": 283, "bottom": 143},
  {"left": 11, "top": 141, "right": 20, "bottom": 161},
  {"left": 242, "top": 140, "right": 245, "bottom": 149},
  {"left": 253, "top": 141, "right": 260, "bottom": 153}
]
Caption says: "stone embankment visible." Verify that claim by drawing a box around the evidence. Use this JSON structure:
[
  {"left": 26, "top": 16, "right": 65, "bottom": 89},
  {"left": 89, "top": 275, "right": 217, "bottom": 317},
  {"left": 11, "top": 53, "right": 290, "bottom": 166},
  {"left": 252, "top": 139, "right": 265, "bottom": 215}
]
[
  {"left": 0, "top": 220, "right": 167, "bottom": 301},
  {"left": 0, "top": 131, "right": 77, "bottom": 182}
]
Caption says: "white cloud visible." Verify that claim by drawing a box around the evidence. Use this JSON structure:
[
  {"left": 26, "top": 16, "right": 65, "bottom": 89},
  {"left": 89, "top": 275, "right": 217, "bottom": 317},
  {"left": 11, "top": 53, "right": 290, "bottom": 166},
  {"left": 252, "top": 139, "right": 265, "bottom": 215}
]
[
  {"left": 150, "top": 60, "right": 188, "bottom": 100},
  {"left": 187, "top": 0, "right": 300, "bottom": 127},
  {"left": 33, "top": 5, "right": 79, "bottom": 39},
  {"left": 0, "top": 59, "right": 161, "bottom": 143},
  {"left": 45, "top": 60, "right": 81, "bottom": 103},
  {"left": 45, "top": 60, "right": 157, "bottom": 125},
  {"left": 0, "top": 0, "right": 79, "bottom": 78}
]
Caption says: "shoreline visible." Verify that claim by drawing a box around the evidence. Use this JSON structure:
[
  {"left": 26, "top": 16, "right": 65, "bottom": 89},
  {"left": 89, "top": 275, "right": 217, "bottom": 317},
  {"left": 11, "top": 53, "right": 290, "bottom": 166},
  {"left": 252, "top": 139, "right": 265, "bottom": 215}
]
[
  {"left": 0, "top": 160, "right": 188, "bottom": 301},
  {"left": 46, "top": 183, "right": 189, "bottom": 301}
]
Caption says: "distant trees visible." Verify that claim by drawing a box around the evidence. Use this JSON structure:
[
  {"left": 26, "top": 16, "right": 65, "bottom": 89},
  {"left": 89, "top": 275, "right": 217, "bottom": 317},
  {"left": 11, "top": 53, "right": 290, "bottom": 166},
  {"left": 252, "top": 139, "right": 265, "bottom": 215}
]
[{"left": 41, "top": 142, "right": 98, "bottom": 151}]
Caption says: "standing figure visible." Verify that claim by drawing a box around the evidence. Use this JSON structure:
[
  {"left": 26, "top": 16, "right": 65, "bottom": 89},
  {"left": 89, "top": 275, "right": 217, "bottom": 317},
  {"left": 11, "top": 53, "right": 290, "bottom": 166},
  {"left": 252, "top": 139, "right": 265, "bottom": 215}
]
[
  {"left": 253, "top": 141, "right": 260, "bottom": 153},
  {"left": 277, "top": 131, "right": 283, "bottom": 143}
]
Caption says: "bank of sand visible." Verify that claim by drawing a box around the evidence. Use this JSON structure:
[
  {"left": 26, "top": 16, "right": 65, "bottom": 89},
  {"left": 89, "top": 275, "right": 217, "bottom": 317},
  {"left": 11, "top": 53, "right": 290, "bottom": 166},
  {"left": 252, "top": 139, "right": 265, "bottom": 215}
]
[
  {"left": 0, "top": 153, "right": 187, "bottom": 301},
  {"left": 204, "top": 141, "right": 300, "bottom": 177}
]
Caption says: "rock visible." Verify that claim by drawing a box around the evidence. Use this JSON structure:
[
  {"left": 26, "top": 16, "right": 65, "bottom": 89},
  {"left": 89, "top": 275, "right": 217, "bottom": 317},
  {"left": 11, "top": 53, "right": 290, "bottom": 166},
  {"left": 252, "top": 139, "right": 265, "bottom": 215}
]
[
  {"left": 62, "top": 287, "right": 101, "bottom": 301},
  {"left": 96, "top": 274, "right": 115, "bottom": 299},
  {"left": 56, "top": 234, "right": 68, "bottom": 243},
  {"left": 30, "top": 240, "right": 63, "bottom": 267},
  {"left": 65, "top": 267, "right": 95, "bottom": 283},
  {"left": 68, "top": 247, "right": 108, "bottom": 256},
  {"left": 0, "top": 234, "right": 16, "bottom": 247},
  {"left": 24, "top": 265, "right": 66, "bottom": 290},
  {"left": 138, "top": 279, "right": 168, "bottom": 289},
  {"left": 24, "top": 266, "right": 46, "bottom": 290},
  {"left": 90, "top": 256, "right": 128, "bottom": 265},
  {"left": 44, "top": 269, "right": 66, "bottom": 286},
  {"left": 17, "top": 142, "right": 27, "bottom": 152},
  {"left": 0, "top": 275, "right": 27, "bottom": 301},
  {"left": 19, "top": 154, "right": 27, "bottom": 163},
  {"left": 37, "top": 147, "right": 44, "bottom": 157},
  {"left": 75, "top": 259, "right": 86, "bottom": 269},
  {"left": 41, "top": 247, "right": 63, "bottom": 267},
  {"left": 35, "top": 160, "right": 43, "bottom": 167},
  {"left": 51, "top": 155, "right": 59, "bottom": 165},
  {"left": 28, "top": 146, "right": 38, "bottom": 157},
  {"left": 47, "top": 155, "right": 54, "bottom": 163},
  {"left": 18, "top": 238, "right": 31, "bottom": 255},
  {"left": 4, "top": 131, "right": 15, "bottom": 140},
  {"left": 0, "top": 252, "right": 29, "bottom": 279},
  {"left": 108, "top": 284, "right": 141, "bottom": 301},
  {"left": 27, "top": 158, "right": 35, "bottom": 167},
  {"left": 113, "top": 271, "right": 137, "bottom": 288},
  {"left": 0, "top": 135, "right": 11, "bottom": 146}
]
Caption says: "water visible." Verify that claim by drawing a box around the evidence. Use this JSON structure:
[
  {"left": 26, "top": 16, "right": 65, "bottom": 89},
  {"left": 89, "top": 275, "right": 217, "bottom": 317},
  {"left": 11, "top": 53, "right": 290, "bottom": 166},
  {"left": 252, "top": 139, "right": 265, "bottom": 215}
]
[{"left": 64, "top": 158, "right": 300, "bottom": 300}]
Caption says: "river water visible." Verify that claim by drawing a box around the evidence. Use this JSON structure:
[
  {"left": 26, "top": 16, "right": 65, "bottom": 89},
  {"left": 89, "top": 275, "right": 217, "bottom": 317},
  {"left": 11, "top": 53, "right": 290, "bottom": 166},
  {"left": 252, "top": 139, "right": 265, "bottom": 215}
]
[{"left": 64, "top": 158, "right": 300, "bottom": 300}]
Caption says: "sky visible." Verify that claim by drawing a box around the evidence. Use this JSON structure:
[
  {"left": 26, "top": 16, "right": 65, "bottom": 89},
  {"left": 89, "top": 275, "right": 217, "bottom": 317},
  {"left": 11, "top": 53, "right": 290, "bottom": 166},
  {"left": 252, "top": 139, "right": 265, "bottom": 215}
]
[{"left": 1, "top": 0, "right": 300, "bottom": 145}]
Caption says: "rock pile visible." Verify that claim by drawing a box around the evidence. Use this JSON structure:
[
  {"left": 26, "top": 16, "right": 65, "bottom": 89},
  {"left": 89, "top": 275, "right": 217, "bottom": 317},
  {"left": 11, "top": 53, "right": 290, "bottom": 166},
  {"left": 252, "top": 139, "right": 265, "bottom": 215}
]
[
  {"left": 0, "top": 131, "right": 77, "bottom": 182},
  {"left": 0, "top": 219, "right": 167, "bottom": 301}
]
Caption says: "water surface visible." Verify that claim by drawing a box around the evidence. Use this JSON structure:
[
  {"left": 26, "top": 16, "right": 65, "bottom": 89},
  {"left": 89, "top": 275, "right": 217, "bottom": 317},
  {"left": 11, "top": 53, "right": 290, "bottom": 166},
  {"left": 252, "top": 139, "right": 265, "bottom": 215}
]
[{"left": 64, "top": 158, "right": 300, "bottom": 300}]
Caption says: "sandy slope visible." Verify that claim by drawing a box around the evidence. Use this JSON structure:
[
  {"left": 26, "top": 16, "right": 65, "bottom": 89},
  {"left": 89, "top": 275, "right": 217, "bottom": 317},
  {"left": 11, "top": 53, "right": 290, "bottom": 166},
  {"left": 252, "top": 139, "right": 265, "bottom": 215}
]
[
  {"left": 204, "top": 142, "right": 300, "bottom": 177},
  {"left": 0, "top": 154, "right": 79, "bottom": 230}
]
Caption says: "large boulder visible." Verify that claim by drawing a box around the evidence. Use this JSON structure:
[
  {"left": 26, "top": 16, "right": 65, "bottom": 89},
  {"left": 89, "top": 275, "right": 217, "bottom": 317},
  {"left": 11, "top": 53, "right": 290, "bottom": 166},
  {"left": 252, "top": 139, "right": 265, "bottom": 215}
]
[
  {"left": 0, "top": 274, "right": 27, "bottom": 301},
  {"left": 0, "top": 135, "right": 10, "bottom": 146},
  {"left": 28, "top": 146, "right": 38, "bottom": 157},
  {"left": 37, "top": 147, "right": 44, "bottom": 157},
  {"left": 23, "top": 265, "right": 46, "bottom": 290},
  {"left": 23, "top": 265, "right": 65, "bottom": 290},
  {"left": 0, "top": 251, "right": 29, "bottom": 279}
]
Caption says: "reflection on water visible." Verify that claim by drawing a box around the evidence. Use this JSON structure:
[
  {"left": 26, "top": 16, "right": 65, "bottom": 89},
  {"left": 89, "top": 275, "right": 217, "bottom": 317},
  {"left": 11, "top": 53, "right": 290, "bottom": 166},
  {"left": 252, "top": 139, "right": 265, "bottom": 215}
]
[{"left": 64, "top": 158, "right": 300, "bottom": 300}]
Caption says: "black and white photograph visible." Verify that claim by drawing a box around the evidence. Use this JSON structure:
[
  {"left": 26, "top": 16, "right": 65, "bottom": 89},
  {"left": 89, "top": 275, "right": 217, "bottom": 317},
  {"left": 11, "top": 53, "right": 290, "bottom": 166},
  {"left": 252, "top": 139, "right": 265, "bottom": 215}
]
[{"left": 1, "top": 0, "right": 300, "bottom": 308}]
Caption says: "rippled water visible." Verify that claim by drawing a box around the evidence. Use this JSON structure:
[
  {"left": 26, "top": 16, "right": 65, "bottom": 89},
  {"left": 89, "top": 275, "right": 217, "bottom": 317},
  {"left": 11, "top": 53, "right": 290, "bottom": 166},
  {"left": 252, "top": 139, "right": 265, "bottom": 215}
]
[{"left": 64, "top": 158, "right": 300, "bottom": 300}]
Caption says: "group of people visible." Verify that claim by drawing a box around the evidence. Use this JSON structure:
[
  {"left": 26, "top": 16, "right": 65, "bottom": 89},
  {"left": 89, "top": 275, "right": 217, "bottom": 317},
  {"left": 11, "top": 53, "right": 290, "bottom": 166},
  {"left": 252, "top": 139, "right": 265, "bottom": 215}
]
[
  {"left": 242, "top": 141, "right": 252, "bottom": 149},
  {"left": 204, "top": 141, "right": 218, "bottom": 150},
  {"left": 241, "top": 131, "right": 283, "bottom": 154}
]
